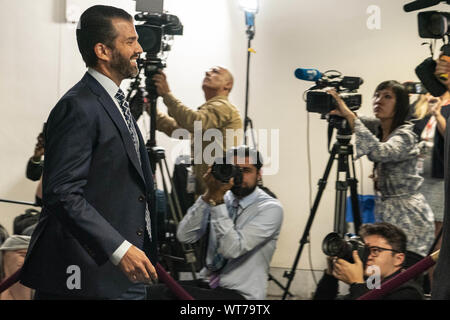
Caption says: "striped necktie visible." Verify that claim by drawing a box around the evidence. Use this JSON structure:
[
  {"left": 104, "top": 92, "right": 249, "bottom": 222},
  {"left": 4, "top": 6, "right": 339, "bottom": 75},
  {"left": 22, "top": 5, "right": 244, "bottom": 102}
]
[{"left": 115, "top": 89, "right": 152, "bottom": 241}]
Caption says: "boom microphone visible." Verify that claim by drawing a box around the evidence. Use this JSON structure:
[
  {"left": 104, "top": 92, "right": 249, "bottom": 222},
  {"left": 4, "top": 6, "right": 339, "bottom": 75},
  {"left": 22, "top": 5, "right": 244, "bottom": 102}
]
[
  {"left": 404, "top": 0, "right": 442, "bottom": 12},
  {"left": 294, "top": 68, "right": 322, "bottom": 81}
]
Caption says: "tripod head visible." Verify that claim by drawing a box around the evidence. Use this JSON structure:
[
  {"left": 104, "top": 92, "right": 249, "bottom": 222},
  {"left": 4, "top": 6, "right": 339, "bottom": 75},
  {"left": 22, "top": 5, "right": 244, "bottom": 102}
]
[{"left": 327, "top": 115, "right": 353, "bottom": 148}]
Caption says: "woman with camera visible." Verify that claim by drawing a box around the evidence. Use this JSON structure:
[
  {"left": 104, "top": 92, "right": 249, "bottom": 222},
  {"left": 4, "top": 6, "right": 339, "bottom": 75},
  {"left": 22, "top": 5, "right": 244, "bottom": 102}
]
[{"left": 327, "top": 80, "right": 434, "bottom": 264}]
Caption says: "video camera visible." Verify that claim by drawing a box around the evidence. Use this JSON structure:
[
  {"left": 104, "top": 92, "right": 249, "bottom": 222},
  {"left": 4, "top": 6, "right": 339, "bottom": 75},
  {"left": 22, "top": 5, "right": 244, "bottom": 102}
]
[
  {"left": 127, "top": 0, "right": 183, "bottom": 119},
  {"left": 295, "top": 69, "right": 363, "bottom": 114},
  {"left": 405, "top": 1, "right": 450, "bottom": 96}
]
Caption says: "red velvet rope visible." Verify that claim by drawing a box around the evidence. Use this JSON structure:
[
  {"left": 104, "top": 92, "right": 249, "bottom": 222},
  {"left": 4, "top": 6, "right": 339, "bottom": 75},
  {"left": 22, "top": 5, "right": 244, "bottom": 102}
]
[
  {"left": 0, "top": 264, "right": 194, "bottom": 300},
  {"left": 0, "top": 268, "right": 22, "bottom": 295}
]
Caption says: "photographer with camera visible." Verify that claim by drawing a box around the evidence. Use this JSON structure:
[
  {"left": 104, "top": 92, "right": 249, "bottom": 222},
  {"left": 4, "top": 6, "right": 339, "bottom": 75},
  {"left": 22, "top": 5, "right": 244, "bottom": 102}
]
[
  {"left": 152, "top": 66, "right": 243, "bottom": 196},
  {"left": 313, "top": 222, "right": 424, "bottom": 300},
  {"left": 327, "top": 81, "right": 435, "bottom": 262},
  {"left": 146, "top": 146, "right": 283, "bottom": 300}
]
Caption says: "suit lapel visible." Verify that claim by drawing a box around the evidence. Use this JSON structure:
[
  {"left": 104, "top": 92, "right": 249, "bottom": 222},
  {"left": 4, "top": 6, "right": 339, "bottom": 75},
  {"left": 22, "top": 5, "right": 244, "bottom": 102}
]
[{"left": 82, "top": 73, "right": 146, "bottom": 184}]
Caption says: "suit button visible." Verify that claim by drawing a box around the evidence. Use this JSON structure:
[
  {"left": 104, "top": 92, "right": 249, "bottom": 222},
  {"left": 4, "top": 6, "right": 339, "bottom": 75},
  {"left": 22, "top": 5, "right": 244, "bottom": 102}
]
[
  {"left": 137, "top": 228, "right": 144, "bottom": 236},
  {"left": 138, "top": 195, "right": 145, "bottom": 202}
]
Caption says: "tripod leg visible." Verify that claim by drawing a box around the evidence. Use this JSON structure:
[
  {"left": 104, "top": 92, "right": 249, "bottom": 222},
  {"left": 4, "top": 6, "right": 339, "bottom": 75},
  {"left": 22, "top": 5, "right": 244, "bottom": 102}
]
[
  {"left": 281, "top": 146, "right": 337, "bottom": 300},
  {"left": 158, "top": 161, "right": 198, "bottom": 280},
  {"left": 347, "top": 153, "right": 362, "bottom": 233}
]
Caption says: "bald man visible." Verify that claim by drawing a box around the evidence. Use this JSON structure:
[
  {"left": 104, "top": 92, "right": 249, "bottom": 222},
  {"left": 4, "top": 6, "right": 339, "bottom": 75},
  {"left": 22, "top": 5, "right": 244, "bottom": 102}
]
[{"left": 153, "top": 67, "right": 242, "bottom": 196}]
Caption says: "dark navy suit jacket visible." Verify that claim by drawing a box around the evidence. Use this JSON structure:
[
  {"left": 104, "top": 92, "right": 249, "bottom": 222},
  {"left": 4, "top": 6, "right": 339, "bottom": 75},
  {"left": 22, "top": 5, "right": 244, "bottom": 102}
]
[{"left": 20, "top": 73, "right": 158, "bottom": 298}]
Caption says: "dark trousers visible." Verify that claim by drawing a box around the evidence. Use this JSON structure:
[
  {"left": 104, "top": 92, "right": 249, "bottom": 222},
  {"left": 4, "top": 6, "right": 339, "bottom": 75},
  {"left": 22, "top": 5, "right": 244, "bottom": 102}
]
[
  {"left": 34, "top": 283, "right": 147, "bottom": 300},
  {"left": 146, "top": 279, "right": 246, "bottom": 300}
]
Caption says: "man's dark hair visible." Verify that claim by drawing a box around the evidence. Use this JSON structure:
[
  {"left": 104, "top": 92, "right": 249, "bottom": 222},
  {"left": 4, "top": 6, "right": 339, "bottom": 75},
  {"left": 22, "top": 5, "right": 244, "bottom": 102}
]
[
  {"left": 227, "top": 145, "right": 263, "bottom": 171},
  {"left": 374, "top": 80, "right": 411, "bottom": 134},
  {"left": 359, "top": 222, "right": 407, "bottom": 254},
  {"left": 76, "top": 5, "right": 133, "bottom": 67}
]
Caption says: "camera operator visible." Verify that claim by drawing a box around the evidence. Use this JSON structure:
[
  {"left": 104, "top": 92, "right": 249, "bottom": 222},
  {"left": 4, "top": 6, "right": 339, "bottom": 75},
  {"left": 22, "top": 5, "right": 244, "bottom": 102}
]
[
  {"left": 152, "top": 66, "right": 243, "bottom": 196},
  {"left": 146, "top": 146, "right": 283, "bottom": 300},
  {"left": 313, "top": 222, "right": 424, "bottom": 300},
  {"left": 327, "top": 81, "right": 434, "bottom": 262}
]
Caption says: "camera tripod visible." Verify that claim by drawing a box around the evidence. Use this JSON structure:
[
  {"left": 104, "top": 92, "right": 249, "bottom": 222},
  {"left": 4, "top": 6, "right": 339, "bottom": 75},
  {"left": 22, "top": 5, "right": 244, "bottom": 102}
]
[
  {"left": 128, "top": 57, "right": 199, "bottom": 280},
  {"left": 281, "top": 119, "right": 362, "bottom": 300}
]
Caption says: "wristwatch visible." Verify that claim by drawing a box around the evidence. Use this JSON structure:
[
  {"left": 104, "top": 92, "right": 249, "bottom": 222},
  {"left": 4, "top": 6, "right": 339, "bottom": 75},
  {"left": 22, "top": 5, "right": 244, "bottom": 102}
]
[{"left": 207, "top": 198, "right": 224, "bottom": 206}]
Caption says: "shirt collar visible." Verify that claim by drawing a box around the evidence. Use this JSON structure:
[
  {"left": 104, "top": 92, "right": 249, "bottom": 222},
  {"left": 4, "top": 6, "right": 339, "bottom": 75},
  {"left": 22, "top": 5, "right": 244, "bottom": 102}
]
[
  {"left": 87, "top": 68, "right": 120, "bottom": 101},
  {"left": 227, "top": 187, "right": 260, "bottom": 209}
]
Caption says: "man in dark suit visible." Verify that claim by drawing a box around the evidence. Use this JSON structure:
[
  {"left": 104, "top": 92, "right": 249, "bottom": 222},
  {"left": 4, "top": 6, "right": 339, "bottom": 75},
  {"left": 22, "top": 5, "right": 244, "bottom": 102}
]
[{"left": 20, "top": 5, "right": 158, "bottom": 299}]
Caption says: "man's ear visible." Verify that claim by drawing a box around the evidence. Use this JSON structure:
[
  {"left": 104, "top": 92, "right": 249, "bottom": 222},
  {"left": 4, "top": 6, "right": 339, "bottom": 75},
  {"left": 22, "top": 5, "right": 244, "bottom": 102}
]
[
  {"left": 93, "top": 43, "right": 112, "bottom": 63},
  {"left": 394, "top": 252, "right": 405, "bottom": 268}
]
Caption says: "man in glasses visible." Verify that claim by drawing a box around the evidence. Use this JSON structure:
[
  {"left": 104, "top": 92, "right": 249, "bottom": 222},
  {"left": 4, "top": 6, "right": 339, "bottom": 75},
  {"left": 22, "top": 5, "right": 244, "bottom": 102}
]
[{"left": 313, "top": 222, "right": 424, "bottom": 300}]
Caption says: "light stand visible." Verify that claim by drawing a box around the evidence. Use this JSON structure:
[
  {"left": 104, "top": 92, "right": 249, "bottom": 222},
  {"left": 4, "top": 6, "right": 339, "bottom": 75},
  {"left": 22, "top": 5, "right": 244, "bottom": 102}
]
[{"left": 240, "top": 2, "right": 258, "bottom": 148}]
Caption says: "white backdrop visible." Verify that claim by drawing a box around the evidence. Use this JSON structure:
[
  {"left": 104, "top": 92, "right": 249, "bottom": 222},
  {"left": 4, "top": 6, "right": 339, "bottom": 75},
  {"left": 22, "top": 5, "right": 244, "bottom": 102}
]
[{"left": 1, "top": 1, "right": 448, "bottom": 287}]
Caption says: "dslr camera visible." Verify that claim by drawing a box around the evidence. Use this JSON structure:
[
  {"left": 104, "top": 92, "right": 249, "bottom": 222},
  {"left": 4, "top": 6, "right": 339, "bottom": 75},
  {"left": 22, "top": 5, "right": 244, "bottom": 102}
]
[
  {"left": 322, "top": 232, "right": 369, "bottom": 264},
  {"left": 211, "top": 157, "right": 243, "bottom": 186}
]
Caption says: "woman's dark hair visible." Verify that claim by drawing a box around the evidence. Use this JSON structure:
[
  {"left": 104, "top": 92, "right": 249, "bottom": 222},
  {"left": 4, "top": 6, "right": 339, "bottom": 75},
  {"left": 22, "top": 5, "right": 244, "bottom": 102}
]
[
  {"left": 374, "top": 80, "right": 411, "bottom": 134},
  {"left": 76, "top": 5, "right": 132, "bottom": 67}
]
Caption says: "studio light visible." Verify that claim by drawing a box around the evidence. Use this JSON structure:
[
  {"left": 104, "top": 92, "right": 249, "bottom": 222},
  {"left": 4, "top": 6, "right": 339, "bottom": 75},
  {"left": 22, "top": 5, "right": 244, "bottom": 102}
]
[{"left": 239, "top": 0, "right": 259, "bottom": 14}]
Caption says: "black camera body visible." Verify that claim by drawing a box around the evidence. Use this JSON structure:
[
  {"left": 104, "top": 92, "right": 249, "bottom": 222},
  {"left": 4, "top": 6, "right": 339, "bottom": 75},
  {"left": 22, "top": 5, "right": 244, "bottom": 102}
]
[
  {"left": 135, "top": 12, "right": 183, "bottom": 55},
  {"left": 307, "top": 91, "right": 362, "bottom": 114},
  {"left": 211, "top": 157, "right": 243, "bottom": 186},
  {"left": 305, "top": 74, "right": 363, "bottom": 115},
  {"left": 418, "top": 11, "right": 450, "bottom": 39},
  {"left": 415, "top": 10, "right": 450, "bottom": 96},
  {"left": 322, "top": 232, "right": 369, "bottom": 264}
]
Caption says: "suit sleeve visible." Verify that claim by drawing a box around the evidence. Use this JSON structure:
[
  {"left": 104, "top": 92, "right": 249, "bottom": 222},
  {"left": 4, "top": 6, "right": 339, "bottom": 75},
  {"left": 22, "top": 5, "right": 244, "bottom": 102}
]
[{"left": 43, "top": 97, "right": 126, "bottom": 266}]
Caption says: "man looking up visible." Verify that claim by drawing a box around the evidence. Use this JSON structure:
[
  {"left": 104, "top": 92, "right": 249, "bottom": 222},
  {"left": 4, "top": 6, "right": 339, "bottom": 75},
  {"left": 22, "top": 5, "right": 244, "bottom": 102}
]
[{"left": 153, "top": 66, "right": 242, "bottom": 196}]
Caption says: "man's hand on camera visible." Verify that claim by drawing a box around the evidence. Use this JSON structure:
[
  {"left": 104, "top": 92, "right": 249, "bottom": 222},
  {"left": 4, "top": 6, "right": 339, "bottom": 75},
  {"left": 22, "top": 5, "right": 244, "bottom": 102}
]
[
  {"left": 327, "top": 89, "right": 357, "bottom": 129},
  {"left": 331, "top": 250, "right": 365, "bottom": 285},
  {"left": 202, "top": 167, "right": 234, "bottom": 205},
  {"left": 118, "top": 245, "right": 158, "bottom": 284},
  {"left": 152, "top": 70, "right": 171, "bottom": 97}
]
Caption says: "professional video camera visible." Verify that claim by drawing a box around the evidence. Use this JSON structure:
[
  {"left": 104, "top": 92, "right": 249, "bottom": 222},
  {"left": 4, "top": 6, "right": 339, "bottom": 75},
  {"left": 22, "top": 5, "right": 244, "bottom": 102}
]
[
  {"left": 295, "top": 68, "right": 363, "bottom": 115},
  {"left": 322, "top": 232, "right": 369, "bottom": 264},
  {"left": 127, "top": 0, "right": 183, "bottom": 120},
  {"left": 405, "top": 1, "right": 450, "bottom": 96}
]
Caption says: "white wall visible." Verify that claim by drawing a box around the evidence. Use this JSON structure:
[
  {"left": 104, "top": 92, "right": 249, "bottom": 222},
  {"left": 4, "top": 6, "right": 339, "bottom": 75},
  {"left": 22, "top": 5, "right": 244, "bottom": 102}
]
[{"left": 0, "top": 0, "right": 448, "bottom": 290}]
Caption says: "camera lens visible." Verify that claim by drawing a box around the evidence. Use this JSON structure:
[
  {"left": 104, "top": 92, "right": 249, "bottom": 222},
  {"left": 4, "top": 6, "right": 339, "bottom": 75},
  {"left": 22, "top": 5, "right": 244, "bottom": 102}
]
[{"left": 322, "top": 232, "right": 345, "bottom": 257}]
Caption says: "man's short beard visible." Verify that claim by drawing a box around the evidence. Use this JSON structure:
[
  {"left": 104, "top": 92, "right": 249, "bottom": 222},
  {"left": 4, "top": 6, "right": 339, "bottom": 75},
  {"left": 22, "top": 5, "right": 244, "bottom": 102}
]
[
  {"left": 231, "top": 183, "right": 257, "bottom": 198},
  {"left": 110, "top": 48, "right": 138, "bottom": 79}
]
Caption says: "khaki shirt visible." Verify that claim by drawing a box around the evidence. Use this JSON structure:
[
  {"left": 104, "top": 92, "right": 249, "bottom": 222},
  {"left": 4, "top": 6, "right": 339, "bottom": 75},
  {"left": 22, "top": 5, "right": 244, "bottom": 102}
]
[{"left": 156, "top": 93, "right": 243, "bottom": 195}]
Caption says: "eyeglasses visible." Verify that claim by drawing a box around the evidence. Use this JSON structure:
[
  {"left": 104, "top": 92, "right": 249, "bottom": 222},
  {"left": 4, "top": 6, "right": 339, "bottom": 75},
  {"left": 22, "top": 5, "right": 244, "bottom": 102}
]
[{"left": 367, "top": 246, "right": 401, "bottom": 257}]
